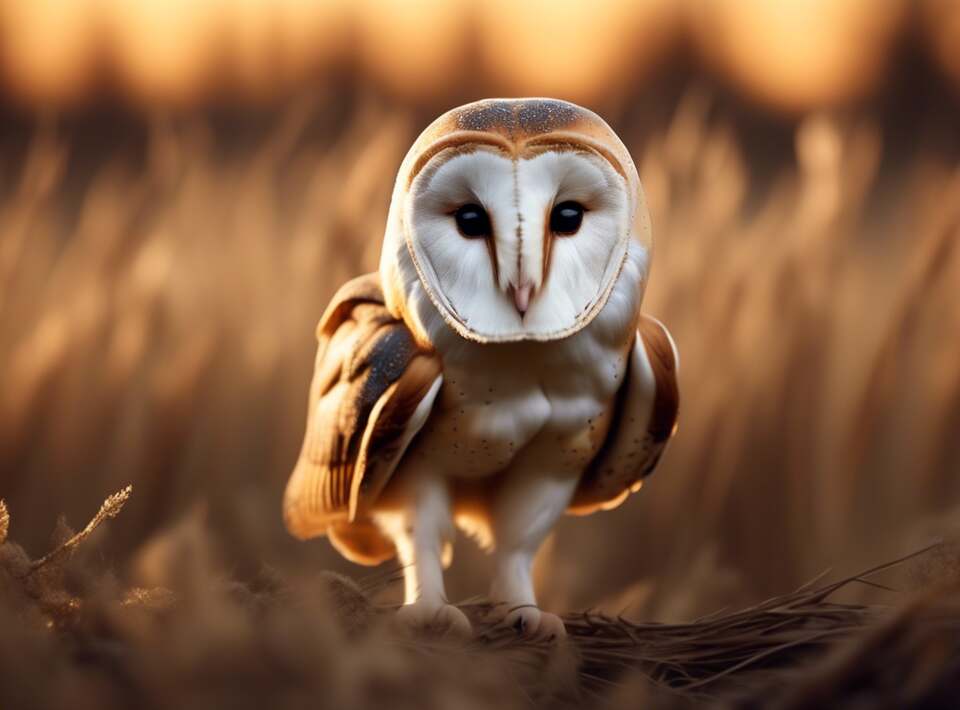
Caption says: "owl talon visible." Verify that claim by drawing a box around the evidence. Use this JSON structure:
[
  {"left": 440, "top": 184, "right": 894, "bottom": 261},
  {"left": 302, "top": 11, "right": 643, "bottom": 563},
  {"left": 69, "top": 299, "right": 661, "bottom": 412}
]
[
  {"left": 396, "top": 601, "right": 473, "bottom": 640},
  {"left": 501, "top": 606, "right": 566, "bottom": 641}
]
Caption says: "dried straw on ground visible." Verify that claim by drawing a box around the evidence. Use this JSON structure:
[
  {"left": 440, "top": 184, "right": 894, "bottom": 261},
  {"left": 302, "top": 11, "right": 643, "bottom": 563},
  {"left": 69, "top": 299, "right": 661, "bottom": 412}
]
[
  {"left": 0, "top": 491, "right": 957, "bottom": 709},
  {"left": 0, "top": 500, "right": 8, "bottom": 545}
]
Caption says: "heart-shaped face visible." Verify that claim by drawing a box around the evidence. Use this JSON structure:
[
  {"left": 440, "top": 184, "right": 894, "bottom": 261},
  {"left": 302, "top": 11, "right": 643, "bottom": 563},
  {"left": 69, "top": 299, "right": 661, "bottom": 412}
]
[{"left": 384, "top": 98, "right": 651, "bottom": 343}]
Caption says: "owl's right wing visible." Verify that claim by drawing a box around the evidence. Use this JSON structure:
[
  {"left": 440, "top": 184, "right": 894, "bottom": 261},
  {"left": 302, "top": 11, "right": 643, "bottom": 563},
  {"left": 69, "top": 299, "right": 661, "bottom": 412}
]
[
  {"left": 568, "top": 314, "right": 679, "bottom": 515},
  {"left": 283, "top": 273, "right": 442, "bottom": 563}
]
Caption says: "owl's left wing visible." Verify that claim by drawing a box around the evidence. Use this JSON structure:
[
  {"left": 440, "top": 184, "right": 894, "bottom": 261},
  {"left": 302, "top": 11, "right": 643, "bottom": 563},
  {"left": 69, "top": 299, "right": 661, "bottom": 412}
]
[
  {"left": 568, "top": 314, "right": 679, "bottom": 515},
  {"left": 283, "top": 273, "right": 442, "bottom": 564}
]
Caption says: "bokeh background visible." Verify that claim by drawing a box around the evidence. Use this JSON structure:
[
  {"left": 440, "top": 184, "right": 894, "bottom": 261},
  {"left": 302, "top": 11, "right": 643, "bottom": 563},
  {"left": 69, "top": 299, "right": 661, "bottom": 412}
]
[{"left": 1, "top": 0, "right": 959, "bottom": 617}]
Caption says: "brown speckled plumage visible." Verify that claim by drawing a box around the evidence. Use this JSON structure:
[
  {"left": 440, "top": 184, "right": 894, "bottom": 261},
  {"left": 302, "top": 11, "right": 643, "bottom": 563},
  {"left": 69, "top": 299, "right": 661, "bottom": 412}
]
[{"left": 453, "top": 98, "right": 581, "bottom": 138}]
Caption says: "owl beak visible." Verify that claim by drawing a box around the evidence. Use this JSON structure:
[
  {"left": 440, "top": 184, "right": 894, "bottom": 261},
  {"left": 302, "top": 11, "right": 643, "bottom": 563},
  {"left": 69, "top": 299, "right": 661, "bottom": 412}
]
[{"left": 510, "top": 282, "right": 533, "bottom": 316}]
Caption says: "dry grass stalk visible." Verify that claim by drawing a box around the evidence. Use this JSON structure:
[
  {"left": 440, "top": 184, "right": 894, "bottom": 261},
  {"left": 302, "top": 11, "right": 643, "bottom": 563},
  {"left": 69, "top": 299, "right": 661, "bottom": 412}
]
[
  {"left": 0, "top": 499, "right": 8, "bottom": 545},
  {"left": 455, "top": 546, "right": 942, "bottom": 701},
  {"left": 29, "top": 485, "right": 132, "bottom": 571},
  {"left": 0, "top": 497, "right": 953, "bottom": 709}
]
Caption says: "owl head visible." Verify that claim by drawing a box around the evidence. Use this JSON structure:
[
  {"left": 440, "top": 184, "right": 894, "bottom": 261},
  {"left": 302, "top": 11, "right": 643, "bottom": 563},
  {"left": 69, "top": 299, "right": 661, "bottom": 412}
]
[{"left": 381, "top": 98, "right": 651, "bottom": 343}]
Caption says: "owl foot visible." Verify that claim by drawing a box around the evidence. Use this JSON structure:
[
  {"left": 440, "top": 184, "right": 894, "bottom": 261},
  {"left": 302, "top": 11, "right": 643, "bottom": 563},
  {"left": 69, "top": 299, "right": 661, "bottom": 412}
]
[
  {"left": 501, "top": 605, "right": 567, "bottom": 641},
  {"left": 396, "top": 601, "right": 473, "bottom": 640}
]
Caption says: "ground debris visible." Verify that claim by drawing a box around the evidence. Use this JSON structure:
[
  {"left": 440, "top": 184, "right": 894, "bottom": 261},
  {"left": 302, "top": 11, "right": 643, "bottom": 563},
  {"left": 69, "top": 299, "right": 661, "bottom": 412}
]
[{"left": 1, "top": 493, "right": 958, "bottom": 709}]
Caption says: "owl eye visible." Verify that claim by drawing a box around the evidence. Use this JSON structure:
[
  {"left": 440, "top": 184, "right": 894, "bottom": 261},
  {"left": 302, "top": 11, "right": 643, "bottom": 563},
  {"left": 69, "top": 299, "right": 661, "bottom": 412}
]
[
  {"left": 454, "top": 203, "right": 491, "bottom": 238},
  {"left": 550, "top": 201, "right": 585, "bottom": 235}
]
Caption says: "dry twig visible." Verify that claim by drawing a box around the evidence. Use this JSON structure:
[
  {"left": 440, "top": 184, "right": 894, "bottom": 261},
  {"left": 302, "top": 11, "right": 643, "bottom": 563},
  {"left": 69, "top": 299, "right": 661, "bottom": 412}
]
[
  {"left": 29, "top": 485, "right": 133, "bottom": 571},
  {"left": 452, "top": 544, "right": 943, "bottom": 700},
  {"left": 0, "top": 499, "right": 8, "bottom": 545}
]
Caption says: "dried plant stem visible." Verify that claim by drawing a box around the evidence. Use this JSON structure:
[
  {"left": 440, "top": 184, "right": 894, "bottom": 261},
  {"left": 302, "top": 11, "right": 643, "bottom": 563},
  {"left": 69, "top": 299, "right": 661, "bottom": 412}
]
[
  {"left": 450, "top": 544, "right": 944, "bottom": 698},
  {"left": 0, "top": 499, "right": 8, "bottom": 545},
  {"left": 29, "top": 485, "right": 132, "bottom": 571}
]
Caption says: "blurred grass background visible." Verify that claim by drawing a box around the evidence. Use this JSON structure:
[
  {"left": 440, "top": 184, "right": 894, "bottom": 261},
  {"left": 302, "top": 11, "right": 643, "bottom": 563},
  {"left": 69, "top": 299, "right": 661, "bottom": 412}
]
[{"left": 0, "top": 0, "right": 959, "bottom": 617}]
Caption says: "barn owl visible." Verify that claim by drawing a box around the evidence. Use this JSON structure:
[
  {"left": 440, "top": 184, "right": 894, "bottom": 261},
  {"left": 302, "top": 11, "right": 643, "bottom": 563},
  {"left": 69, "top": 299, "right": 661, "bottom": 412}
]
[{"left": 284, "top": 98, "right": 679, "bottom": 638}]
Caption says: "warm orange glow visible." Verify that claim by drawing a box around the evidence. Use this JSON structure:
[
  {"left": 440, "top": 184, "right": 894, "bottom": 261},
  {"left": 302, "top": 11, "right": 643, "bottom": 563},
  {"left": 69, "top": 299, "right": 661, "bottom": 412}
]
[
  {"left": 477, "top": 0, "right": 676, "bottom": 104},
  {"left": 922, "top": 0, "right": 960, "bottom": 90},
  {"left": 227, "top": 0, "right": 348, "bottom": 99},
  {"left": 0, "top": 0, "right": 99, "bottom": 105},
  {"left": 355, "top": 0, "right": 470, "bottom": 99},
  {"left": 103, "top": 0, "right": 222, "bottom": 105},
  {"left": 0, "top": 1, "right": 931, "bottom": 110},
  {"left": 689, "top": 0, "right": 906, "bottom": 111}
]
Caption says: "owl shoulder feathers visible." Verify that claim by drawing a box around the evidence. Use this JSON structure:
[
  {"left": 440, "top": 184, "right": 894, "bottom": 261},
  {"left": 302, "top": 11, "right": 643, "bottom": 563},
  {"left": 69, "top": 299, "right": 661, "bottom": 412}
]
[
  {"left": 282, "top": 273, "right": 441, "bottom": 564},
  {"left": 568, "top": 315, "right": 680, "bottom": 515}
]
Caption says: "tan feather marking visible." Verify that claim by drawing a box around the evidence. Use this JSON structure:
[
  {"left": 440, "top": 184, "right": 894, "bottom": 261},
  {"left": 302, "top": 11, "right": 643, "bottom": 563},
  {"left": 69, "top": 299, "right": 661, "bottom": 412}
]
[
  {"left": 514, "top": 161, "right": 523, "bottom": 282},
  {"left": 541, "top": 202, "right": 554, "bottom": 287},
  {"left": 484, "top": 219, "right": 500, "bottom": 286},
  {"left": 328, "top": 519, "right": 395, "bottom": 566},
  {"left": 314, "top": 272, "right": 382, "bottom": 339},
  {"left": 407, "top": 133, "right": 513, "bottom": 187},
  {"left": 521, "top": 136, "right": 629, "bottom": 182},
  {"left": 639, "top": 315, "right": 680, "bottom": 444}
]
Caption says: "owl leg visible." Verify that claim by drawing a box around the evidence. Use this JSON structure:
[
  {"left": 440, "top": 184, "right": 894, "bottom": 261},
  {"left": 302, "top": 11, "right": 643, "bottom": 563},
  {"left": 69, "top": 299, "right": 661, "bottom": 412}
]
[
  {"left": 488, "top": 473, "right": 578, "bottom": 640},
  {"left": 376, "top": 473, "right": 471, "bottom": 638}
]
